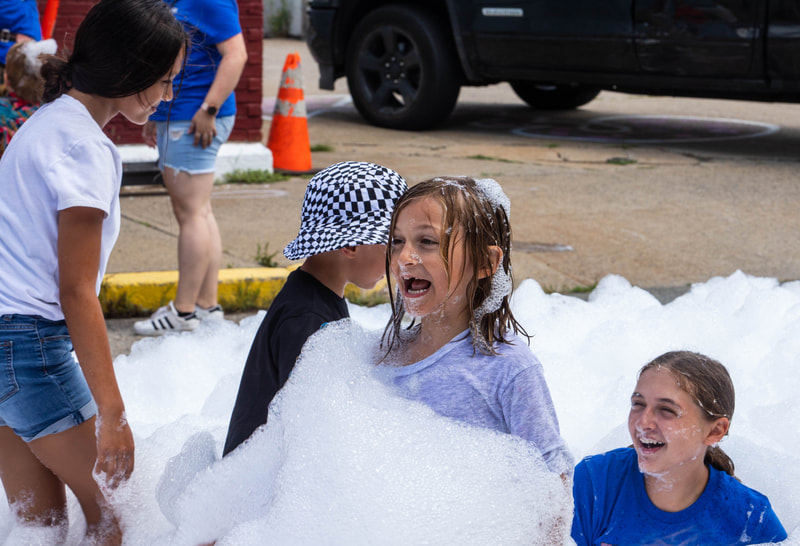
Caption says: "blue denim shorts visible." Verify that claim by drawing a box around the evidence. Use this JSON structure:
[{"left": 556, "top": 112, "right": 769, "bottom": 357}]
[
  {"left": 156, "top": 115, "right": 235, "bottom": 175},
  {"left": 0, "top": 315, "right": 97, "bottom": 442}
]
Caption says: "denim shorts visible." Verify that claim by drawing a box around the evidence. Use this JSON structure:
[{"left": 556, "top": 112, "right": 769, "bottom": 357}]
[
  {"left": 0, "top": 315, "right": 97, "bottom": 442},
  {"left": 156, "top": 115, "right": 235, "bottom": 175}
]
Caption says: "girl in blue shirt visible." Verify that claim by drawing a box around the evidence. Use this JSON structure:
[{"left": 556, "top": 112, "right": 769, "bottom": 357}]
[
  {"left": 135, "top": 0, "right": 248, "bottom": 335},
  {"left": 572, "top": 350, "right": 787, "bottom": 545}
]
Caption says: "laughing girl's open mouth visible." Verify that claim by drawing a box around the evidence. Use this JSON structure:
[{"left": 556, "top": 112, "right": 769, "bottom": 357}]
[
  {"left": 638, "top": 437, "right": 665, "bottom": 452},
  {"left": 404, "top": 277, "right": 431, "bottom": 296}
]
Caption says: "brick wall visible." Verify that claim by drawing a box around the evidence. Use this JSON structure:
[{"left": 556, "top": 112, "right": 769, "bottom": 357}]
[{"left": 37, "top": 0, "right": 263, "bottom": 144}]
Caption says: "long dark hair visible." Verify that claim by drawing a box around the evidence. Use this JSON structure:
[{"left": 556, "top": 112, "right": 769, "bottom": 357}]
[
  {"left": 382, "top": 176, "right": 527, "bottom": 357},
  {"left": 639, "top": 350, "right": 737, "bottom": 477},
  {"left": 41, "top": 0, "right": 188, "bottom": 103}
]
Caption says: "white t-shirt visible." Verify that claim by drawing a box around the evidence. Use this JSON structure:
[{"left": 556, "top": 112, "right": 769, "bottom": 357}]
[{"left": 0, "top": 94, "right": 121, "bottom": 320}]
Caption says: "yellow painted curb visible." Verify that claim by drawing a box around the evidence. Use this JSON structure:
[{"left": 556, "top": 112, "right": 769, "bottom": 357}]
[{"left": 99, "top": 267, "right": 389, "bottom": 316}]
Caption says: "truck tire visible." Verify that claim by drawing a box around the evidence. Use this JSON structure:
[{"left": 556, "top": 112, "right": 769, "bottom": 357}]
[
  {"left": 510, "top": 81, "right": 600, "bottom": 110},
  {"left": 346, "top": 5, "right": 461, "bottom": 130}
]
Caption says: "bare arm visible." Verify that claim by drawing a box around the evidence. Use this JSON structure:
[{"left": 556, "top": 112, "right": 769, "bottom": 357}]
[
  {"left": 58, "top": 206, "right": 134, "bottom": 488},
  {"left": 190, "top": 32, "right": 248, "bottom": 148}
]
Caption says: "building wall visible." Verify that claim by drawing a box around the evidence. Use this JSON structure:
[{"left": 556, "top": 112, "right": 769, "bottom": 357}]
[{"left": 36, "top": 0, "right": 263, "bottom": 144}]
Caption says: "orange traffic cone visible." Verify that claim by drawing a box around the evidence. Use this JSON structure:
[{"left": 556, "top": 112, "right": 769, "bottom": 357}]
[
  {"left": 267, "top": 52, "right": 312, "bottom": 173},
  {"left": 41, "top": 0, "right": 60, "bottom": 40}
]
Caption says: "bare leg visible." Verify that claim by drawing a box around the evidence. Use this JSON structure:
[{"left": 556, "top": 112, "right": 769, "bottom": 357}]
[
  {"left": 162, "top": 168, "right": 221, "bottom": 312},
  {"left": 0, "top": 419, "right": 122, "bottom": 544},
  {"left": 0, "top": 426, "right": 68, "bottom": 537},
  {"left": 197, "top": 207, "right": 222, "bottom": 309}
]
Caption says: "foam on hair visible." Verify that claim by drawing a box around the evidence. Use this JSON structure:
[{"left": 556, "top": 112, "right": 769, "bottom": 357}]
[{"left": 4, "top": 39, "right": 56, "bottom": 104}]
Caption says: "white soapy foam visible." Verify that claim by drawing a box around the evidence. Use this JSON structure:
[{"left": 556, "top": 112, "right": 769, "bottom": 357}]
[{"left": 0, "top": 271, "right": 797, "bottom": 544}]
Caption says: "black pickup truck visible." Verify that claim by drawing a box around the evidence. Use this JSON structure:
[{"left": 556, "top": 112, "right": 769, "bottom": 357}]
[{"left": 306, "top": 0, "right": 800, "bottom": 130}]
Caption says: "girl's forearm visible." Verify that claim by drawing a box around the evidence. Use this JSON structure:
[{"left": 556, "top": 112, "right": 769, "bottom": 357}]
[
  {"left": 61, "top": 289, "right": 125, "bottom": 418},
  {"left": 57, "top": 206, "right": 126, "bottom": 419}
]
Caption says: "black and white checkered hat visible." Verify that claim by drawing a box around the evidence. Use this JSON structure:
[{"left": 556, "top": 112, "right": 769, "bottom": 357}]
[{"left": 284, "top": 161, "right": 407, "bottom": 260}]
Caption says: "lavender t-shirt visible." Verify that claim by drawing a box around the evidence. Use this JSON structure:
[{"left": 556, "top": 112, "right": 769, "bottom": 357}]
[{"left": 378, "top": 331, "right": 573, "bottom": 476}]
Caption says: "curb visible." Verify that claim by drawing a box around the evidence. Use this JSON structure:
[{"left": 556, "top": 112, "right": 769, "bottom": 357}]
[
  {"left": 100, "top": 268, "right": 389, "bottom": 317},
  {"left": 118, "top": 142, "right": 274, "bottom": 186}
]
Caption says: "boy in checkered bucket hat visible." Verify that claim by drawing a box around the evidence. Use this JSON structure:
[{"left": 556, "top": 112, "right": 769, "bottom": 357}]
[{"left": 223, "top": 161, "right": 407, "bottom": 455}]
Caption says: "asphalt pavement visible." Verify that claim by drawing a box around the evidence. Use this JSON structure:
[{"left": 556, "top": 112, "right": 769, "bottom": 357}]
[{"left": 105, "top": 38, "right": 800, "bottom": 357}]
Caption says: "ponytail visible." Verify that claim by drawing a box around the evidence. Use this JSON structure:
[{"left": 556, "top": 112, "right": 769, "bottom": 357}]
[
  {"left": 40, "top": 56, "right": 72, "bottom": 103},
  {"left": 705, "top": 445, "right": 737, "bottom": 478}
]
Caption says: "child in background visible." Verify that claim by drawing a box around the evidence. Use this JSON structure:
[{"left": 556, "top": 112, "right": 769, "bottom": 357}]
[
  {"left": 0, "top": 0, "right": 41, "bottom": 87},
  {"left": 378, "top": 176, "right": 573, "bottom": 479},
  {"left": 0, "top": 39, "right": 56, "bottom": 155},
  {"left": 223, "top": 161, "right": 407, "bottom": 456},
  {"left": 0, "top": 0, "right": 187, "bottom": 542},
  {"left": 571, "top": 351, "right": 787, "bottom": 545}
]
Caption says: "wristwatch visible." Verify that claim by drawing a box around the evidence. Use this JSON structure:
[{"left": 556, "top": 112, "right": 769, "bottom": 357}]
[{"left": 200, "top": 102, "right": 218, "bottom": 116}]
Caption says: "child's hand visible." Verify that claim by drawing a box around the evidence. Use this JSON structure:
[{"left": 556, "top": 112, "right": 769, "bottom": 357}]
[{"left": 94, "top": 413, "right": 135, "bottom": 489}]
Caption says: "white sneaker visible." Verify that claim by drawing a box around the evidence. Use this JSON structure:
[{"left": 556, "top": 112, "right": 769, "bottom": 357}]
[
  {"left": 195, "top": 304, "right": 224, "bottom": 321},
  {"left": 133, "top": 301, "right": 199, "bottom": 336}
]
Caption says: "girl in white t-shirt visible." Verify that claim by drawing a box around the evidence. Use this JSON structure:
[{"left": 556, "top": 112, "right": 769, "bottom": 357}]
[{"left": 0, "top": 0, "right": 187, "bottom": 543}]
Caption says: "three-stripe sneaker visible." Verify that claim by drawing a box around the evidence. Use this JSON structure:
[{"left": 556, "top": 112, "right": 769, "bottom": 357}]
[
  {"left": 195, "top": 304, "right": 224, "bottom": 321},
  {"left": 133, "top": 301, "right": 199, "bottom": 336}
]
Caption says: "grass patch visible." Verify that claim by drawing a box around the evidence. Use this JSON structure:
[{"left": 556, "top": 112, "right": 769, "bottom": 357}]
[
  {"left": 310, "top": 144, "right": 333, "bottom": 152},
  {"left": 467, "top": 154, "right": 519, "bottom": 163},
  {"left": 546, "top": 143, "right": 560, "bottom": 148},
  {"left": 223, "top": 280, "right": 265, "bottom": 312},
  {"left": 255, "top": 243, "right": 280, "bottom": 267},
  {"left": 541, "top": 282, "right": 598, "bottom": 295},
  {"left": 568, "top": 282, "right": 598, "bottom": 294},
  {"left": 222, "top": 169, "right": 290, "bottom": 185},
  {"left": 346, "top": 288, "right": 390, "bottom": 307},
  {"left": 606, "top": 157, "right": 637, "bottom": 166},
  {"left": 267, "top": 0, "right": 290, "bottom": 37}
]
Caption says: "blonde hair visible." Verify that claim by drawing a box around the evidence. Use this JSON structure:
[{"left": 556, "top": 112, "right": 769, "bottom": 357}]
[{"left": 382, "top": 176, "right": 527, "bottom": 356}]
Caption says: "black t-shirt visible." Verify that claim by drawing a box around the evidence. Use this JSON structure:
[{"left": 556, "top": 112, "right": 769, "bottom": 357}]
[{"left": 223, "top": 268, "right": 349, "bottom": 455}]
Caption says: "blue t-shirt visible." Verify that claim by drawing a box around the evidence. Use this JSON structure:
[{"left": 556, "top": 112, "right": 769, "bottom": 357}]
[
  {"left": 0, "top": 0, "right": 41, "bottom": 63},
  {"left": 376, "top": 330, "right": 574, "bottom": 476},
  {"left": 151, "top": 0, "right": 241, "bottom": 121},
  {"left": 571, "top": 447, "right": 787, "bottom": 546}
]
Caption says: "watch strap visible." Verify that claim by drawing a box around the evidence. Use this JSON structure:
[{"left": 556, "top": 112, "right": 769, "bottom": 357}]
[{"left": 201, "top": 102, "right": 218, "bottom": 116}]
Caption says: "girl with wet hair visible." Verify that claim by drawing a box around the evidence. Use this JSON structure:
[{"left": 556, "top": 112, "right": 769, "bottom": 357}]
[
  {"left": 379, "top": 176, "right": 573, "bottom": 480},
  {"left": 382, "top": 176, "right": 522, "bottom": 356},
  {"left": 572, "top": 350, "right": 787, "bottom": 545},
  {"left": 0, "top": 0, "right": 187, "bottom": 543}
]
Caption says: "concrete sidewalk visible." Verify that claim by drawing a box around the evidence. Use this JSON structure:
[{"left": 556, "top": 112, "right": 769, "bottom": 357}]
[{"left": 104, "top": 37, "right": 800, "bottom": 325}]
